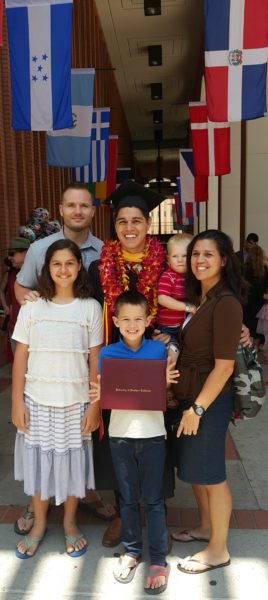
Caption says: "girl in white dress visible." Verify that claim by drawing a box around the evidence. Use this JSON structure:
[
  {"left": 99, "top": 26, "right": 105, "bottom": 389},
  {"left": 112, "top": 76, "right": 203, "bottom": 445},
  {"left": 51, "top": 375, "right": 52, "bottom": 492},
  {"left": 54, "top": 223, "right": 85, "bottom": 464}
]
[{"left": 12, "top": 239, "right": 102, "bottom": 559}]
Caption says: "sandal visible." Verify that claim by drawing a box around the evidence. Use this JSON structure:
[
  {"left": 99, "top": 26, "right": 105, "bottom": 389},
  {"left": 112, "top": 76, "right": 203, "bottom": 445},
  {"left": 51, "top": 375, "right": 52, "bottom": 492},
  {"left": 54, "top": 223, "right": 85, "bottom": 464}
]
[
  {"left": 65, "top": 533, "right": 88, "bottom": 558},
  {"left": 171, "top": 529, "right": 209, "bottom": 543},
  {"left": 14, "top": 505, "right": 35, "bottom": 535},
  {"left": 113, "top": 554, "right": 140, "bottom": 583},
  {"left": 15, "top": 529, "right": 47, "bottom": 559},
  {"left": 144, "top": 564, "right": 170, "bottom": 595},
  {"left": 79, "top": 497, "right": 117, "bottom": 521}
]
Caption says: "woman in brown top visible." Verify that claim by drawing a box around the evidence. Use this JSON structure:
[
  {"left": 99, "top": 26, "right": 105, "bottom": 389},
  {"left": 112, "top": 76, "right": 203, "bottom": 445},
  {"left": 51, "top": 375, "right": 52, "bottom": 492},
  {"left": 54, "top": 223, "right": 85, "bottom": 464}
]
[{"left": 172, "top": 230, "right": 247, "bottom": 575}]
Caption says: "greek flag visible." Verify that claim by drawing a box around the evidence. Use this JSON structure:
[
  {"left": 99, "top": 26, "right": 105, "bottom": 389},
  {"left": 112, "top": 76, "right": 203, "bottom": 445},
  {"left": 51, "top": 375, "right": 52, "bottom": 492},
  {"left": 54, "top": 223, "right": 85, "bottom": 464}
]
[
  {"left": 46, "top": 68, "right": 95, "bottom": 166},
  {"left": 6, "top": 0, "right": 73, "bottom": 131},
  {"left": 72, "top": 108, "right": 110, "bottom": 182}
]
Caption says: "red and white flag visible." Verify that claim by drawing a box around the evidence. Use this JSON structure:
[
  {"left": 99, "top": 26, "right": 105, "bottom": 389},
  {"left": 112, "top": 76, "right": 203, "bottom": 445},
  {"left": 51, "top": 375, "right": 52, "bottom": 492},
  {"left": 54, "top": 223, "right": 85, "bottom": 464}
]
[
  {"left": 179, "top": 149, "right": 208, "bottom": 204},
  {"left": 106, "top": 135, "right": 119, "bottom": 197},
  {"left": 189, "top": 102, "right": 230, "bottom": 176}
]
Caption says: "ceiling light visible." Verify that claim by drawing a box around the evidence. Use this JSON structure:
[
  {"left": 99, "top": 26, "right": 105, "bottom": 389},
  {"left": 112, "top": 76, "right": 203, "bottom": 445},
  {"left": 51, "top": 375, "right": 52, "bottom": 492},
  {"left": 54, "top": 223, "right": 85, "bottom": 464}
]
[
  {"left": 148, "top": 45, "right": 162, "bottom": 66},
  {"left": 153, "top": 109, "right": 163, "bottom": 124},
  {"left": 144, "top": 1, "right": 161, "bottom": 16},
  {"left": 151, "top": 83, "right": 162, "bottom": 100},
  {"left": 154, "top": 129, "right": 163, "bottom": 142}
]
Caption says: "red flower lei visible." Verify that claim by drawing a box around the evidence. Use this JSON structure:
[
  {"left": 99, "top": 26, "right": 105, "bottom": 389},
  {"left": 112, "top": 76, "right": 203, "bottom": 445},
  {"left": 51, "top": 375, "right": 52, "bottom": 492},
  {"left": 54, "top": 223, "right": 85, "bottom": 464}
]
[{"left": 99, "top": 235, "right": 165, "bottom": 321}]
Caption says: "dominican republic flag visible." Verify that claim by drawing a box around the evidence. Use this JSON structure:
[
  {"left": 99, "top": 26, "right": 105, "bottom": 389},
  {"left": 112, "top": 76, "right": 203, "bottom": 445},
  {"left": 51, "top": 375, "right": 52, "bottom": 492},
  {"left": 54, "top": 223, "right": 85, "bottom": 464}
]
[
  {"left": 6, "top": 0, "right": 73, "bottom": 131},
  {"left": 204, "top": 0, "right": 268, "bottom": 122},
  {"left": 180, "top": 149, "right": 208, "bottom": 203},
  {"left": 46, "top": 68, "right": 95, "bottom": 167},
  {"left": 72, "top": 108, "right": 110, "bottom": 182},
  {"left": 176, "top": 177, "right": 199, "bottom": 226},
  {"left": 189, "top": 102, "right": 230, "bottom": 176}
]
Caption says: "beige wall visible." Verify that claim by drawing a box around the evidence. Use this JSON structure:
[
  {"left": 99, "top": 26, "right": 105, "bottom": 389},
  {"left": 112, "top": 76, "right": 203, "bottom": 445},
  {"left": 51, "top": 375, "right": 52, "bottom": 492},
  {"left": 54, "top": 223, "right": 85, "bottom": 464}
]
[{"left": 245, "top": 114, "right": 268, "bottom": 256}]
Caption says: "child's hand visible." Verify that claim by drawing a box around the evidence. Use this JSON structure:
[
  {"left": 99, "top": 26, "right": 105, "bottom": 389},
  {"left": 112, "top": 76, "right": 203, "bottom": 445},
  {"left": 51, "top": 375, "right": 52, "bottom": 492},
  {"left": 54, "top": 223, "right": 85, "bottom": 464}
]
[
  {"left": 88, "top": 375, "right": 101, "bottom": 404},
  {"left": 188, "top": 304, "right": 197, "bottom": 314},
  {"left": 81, "top": 402, "right": 101, "bottom": 434},
  {"left": 166, "top": 356, "right": 180, "bottom": 386},
  {"left": 12, "top": 401, "right": 29, "bottom": 433}
]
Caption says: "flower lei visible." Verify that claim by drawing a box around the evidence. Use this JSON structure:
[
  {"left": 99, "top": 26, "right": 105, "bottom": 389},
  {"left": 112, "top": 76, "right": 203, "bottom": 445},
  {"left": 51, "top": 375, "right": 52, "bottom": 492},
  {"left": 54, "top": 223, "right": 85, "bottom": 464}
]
[{"left": 99, "top": 235, "right": 165, "bottom": 321}]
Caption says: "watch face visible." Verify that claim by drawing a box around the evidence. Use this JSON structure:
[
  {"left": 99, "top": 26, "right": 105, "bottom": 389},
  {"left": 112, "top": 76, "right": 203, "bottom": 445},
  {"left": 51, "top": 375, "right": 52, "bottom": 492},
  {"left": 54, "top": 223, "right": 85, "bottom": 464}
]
[{"left": 194, "top": 405, "right": 204, "bottom": 416}]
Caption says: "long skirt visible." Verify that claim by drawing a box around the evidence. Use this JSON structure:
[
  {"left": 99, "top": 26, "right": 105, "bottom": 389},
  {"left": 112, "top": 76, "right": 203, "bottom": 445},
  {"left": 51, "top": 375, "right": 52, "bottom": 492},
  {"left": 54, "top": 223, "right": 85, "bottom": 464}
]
[{"left": 14, "top": 396, "right": 95, "bottom": 505}]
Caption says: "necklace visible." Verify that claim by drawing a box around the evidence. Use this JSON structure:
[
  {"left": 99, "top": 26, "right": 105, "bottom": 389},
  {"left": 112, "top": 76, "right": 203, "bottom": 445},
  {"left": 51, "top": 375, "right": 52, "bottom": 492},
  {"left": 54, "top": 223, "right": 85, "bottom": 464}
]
[{"left": 99, "top": 235, "right": 165, "bottom": 320}]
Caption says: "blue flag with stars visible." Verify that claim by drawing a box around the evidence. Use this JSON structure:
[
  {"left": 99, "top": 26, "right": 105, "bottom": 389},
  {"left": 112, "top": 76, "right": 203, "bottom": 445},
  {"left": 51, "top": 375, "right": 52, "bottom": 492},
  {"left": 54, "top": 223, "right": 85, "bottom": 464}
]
[{"left": 6, "top": 0, "right": 73, "bottom": 131}]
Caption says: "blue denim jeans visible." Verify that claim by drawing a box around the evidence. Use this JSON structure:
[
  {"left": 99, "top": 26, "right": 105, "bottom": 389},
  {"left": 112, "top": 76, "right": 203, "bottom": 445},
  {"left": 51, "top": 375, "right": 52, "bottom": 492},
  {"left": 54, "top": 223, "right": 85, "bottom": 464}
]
[{"left": 109, "top": 436, "right": 168, "bottom": 565}]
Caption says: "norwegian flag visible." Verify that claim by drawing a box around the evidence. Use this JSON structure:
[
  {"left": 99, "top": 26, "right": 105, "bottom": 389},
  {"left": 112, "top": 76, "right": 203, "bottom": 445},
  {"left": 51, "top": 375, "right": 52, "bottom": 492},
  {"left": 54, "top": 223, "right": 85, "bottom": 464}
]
[
  {"left": 204, "top": 0, "right": 268, "bottom": 122},
  {"left": 176, "top": 178, "right": 199, "bottom": 226},
  {"left": 189, "top": 102, "right": 230, "bottom": 176},
  {"left": 179, "top": 149, "right": 208, "bottom": 204}
]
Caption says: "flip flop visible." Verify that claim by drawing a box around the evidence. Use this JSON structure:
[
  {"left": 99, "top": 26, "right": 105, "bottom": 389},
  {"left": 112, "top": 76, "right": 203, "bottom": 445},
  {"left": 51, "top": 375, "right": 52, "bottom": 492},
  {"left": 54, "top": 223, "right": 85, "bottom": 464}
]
[
  {"left": 79, "top": 498, "right": 117, "bottom": 521},
  {"left": 171, "top": 529, "right": 209, "bottom": 543},
  {"left": 144, "top": 564, "right": 170, "bottom": 595},
  {"left": 177, "top": 555, "right": 231, "bottom": 574},
  {"left": 113, "top": 554, "right": 140, "bottom": 583},
  {"left": 65, "top": 533, "right": 88, "bottom": 558},
  {"left": 14, "top": 505, "right": 35, "bottom": 536},
  {"left": 15, "top": 529, "right": 47, "bottom": 559}
]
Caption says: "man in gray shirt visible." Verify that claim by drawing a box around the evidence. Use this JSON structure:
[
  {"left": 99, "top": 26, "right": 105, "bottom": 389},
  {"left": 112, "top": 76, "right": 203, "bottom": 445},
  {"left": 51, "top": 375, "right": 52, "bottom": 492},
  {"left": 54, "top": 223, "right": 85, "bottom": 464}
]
[{"left": 15, "top": 182, "right": 103, "bottom": 304}]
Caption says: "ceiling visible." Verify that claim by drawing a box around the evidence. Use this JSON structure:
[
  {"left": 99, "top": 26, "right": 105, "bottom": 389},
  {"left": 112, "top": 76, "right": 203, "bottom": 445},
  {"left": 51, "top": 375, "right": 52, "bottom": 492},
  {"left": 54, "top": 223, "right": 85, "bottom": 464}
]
[{"left": 95, "top": 0, "right": 204, "bottom": 176}]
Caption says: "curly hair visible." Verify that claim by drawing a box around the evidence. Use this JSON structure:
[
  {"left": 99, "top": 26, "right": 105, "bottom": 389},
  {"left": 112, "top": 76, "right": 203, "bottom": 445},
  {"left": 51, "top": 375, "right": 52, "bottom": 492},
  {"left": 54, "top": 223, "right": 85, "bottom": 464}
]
[
  {"left": 245, "top": 245, "right": 265, "bottom": 280},
  {"left": 37, "top": 239, "right": 93, "bottom": 300},
  {"left": 185, "top": 229, "right": 248, "bottom": 305}
]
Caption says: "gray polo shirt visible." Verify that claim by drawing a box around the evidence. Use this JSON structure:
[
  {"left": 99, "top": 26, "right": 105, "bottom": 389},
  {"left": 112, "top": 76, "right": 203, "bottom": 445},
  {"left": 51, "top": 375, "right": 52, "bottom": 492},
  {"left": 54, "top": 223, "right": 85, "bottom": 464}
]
[{"left": 17, "top": 229, "right": 103, "bottom": 289}]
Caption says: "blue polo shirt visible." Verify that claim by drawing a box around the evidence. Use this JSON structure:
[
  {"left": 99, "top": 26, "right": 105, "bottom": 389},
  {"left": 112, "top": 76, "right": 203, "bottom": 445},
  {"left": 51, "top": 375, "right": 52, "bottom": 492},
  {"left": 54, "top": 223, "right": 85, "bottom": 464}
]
[{"left": 99, "top": 337, "right": 167, "bottom": 439}]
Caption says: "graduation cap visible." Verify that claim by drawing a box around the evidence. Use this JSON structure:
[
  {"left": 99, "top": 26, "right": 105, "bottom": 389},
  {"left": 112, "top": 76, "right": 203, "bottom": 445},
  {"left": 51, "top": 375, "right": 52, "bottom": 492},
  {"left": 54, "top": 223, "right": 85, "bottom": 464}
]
[{"left": 105, "top": 180, "right": 165, "bottom": 217}]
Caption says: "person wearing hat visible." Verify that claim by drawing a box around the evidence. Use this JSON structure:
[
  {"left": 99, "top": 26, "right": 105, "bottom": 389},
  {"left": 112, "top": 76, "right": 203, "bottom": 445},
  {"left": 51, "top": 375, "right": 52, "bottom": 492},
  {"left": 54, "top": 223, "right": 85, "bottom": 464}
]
[
  {"left": 88, "top": 180, "right": 174, "bottom": 591},
  {"left": 1, "top": 237, "right": 31, "bottom": 355}
]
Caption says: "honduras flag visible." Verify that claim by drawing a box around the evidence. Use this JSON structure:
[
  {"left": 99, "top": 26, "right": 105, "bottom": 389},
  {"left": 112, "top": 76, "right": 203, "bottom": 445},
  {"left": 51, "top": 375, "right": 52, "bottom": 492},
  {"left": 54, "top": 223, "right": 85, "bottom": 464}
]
[
  {"left": 6, "top": 0, "right": 73, "bottom": 131},
  {"left": 204, "top": 0, "right": 268, "bottom": 122},
  {"left": 72, "top": 108, "right": 110, "bottom": 182},
  {"left": 46, "top": 68, "right": 95, "bottom": 166}
]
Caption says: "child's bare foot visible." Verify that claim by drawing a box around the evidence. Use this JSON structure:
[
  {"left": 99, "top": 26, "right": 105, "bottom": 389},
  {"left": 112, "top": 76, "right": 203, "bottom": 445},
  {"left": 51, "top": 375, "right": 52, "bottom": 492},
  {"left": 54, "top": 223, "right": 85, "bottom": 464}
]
[
  {"left": 16, "top": 523, "right": 47, "bottom": 558},
  {"left": 64, "top": 523, "right": 87, "bottom": 556}
]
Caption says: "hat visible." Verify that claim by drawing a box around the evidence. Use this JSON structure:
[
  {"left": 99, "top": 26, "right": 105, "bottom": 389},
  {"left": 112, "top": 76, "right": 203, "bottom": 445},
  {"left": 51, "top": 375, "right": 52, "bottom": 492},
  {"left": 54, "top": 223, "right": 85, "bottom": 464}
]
[
  {"left": 8, "top": 236, "right": 31, "bottom": 251},
  {"left": 105, "top": 180, "right": 165, "bottom": 217}
]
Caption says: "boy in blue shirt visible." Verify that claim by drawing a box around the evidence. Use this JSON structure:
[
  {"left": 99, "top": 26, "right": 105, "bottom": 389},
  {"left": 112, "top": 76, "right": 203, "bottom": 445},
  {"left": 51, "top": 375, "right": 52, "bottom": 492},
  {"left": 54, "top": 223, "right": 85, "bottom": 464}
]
[{"left": 89, "top": 290, "right": 178, "bottom": 595}]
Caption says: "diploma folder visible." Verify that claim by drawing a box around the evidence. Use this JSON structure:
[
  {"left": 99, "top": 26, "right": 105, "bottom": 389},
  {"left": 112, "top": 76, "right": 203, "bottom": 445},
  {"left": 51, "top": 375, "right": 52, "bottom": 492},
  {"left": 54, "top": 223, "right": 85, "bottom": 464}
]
[{"left": 101, "top": 358, "right": 167, "bottom": 411}]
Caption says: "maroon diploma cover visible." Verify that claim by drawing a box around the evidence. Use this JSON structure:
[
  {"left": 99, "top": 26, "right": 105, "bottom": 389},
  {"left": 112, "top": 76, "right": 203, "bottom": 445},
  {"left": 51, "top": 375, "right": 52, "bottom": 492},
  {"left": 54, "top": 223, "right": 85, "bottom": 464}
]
[{"left": 101, "top": 358, "right": 167, "bottom": 410}]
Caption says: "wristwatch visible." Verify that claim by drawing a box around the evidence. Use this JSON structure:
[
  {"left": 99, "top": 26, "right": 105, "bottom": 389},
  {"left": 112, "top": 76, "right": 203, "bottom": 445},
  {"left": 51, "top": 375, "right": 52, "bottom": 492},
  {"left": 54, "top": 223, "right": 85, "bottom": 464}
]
[
  {"left": 185, "top": 303, "right": 191, "bottom": 312},
  {"left": 193, "top": 404, "right": 205, "bottom": 417}
]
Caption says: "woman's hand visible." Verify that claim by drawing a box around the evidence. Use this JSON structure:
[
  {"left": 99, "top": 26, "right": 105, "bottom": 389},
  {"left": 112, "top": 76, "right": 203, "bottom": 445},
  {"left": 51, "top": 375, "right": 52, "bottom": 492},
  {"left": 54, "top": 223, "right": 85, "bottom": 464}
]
[
  {"left": 166, "top": 356, "right": 180, "bottom": 386},
  {"left": 12, "top": 401, "right": 29, "bottom": 433},
  {"left": 176, "top": 407, "right": 200, "bottom": 437}
]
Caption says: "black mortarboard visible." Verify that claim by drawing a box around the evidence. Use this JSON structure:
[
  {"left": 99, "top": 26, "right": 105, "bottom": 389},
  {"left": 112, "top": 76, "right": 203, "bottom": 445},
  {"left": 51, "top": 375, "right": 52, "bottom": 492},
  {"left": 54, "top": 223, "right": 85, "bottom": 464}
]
[{"left": 105, "top": 180, "right": 165, "bottom": 217}]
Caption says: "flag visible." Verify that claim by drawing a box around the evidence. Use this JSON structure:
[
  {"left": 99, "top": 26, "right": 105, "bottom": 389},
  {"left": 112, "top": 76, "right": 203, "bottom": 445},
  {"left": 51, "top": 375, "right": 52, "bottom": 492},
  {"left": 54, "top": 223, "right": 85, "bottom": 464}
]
[
  {"left": 6, "top": 0, "right": 73, "bottom": 131},
  {"left": 176, "top": 177, "right": 199, "bottom": 226},
  {"left": 179, "top": 149, "right": 208, "bottom": 203},
  {"left": 189, "top": 102, "right": 230, "bottom": 176},
  {"left": 106, "top": 136, "right": 119, "bottom": 196},
  {"left": 89, "top": 108, "right": 110, "bottom": 181},
  {"left": 46, "top": 68, "right": 95, "bottom": 167},
  {"left": 72, "top": 108, "right": 110, "bottom": 182},
  {"left": 116, "top": 167, "right": 132, "bottom": 186},
  {"left": 0, "top": 1, "right": 3, "bottom": 46},
  {"left": 204, "top": 0, "right": 268, "bottom": 122}
]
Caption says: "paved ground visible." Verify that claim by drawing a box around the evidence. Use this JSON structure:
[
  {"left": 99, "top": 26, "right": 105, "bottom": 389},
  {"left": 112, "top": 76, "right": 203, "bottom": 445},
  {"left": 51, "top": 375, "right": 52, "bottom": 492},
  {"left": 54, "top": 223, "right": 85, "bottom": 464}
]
[{"left": 0, "top": 332, "right": 268, "bottom": 599}]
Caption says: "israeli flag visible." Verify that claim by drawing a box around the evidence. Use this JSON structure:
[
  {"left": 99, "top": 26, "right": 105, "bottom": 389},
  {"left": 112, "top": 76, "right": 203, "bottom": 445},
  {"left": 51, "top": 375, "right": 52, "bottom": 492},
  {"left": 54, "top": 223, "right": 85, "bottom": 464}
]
[
  {"left": 6, "top": 0, "right": 73, "bottom": 131},
  {"left": 46, "top": 68, "right": 95, "bottom": 166}
]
